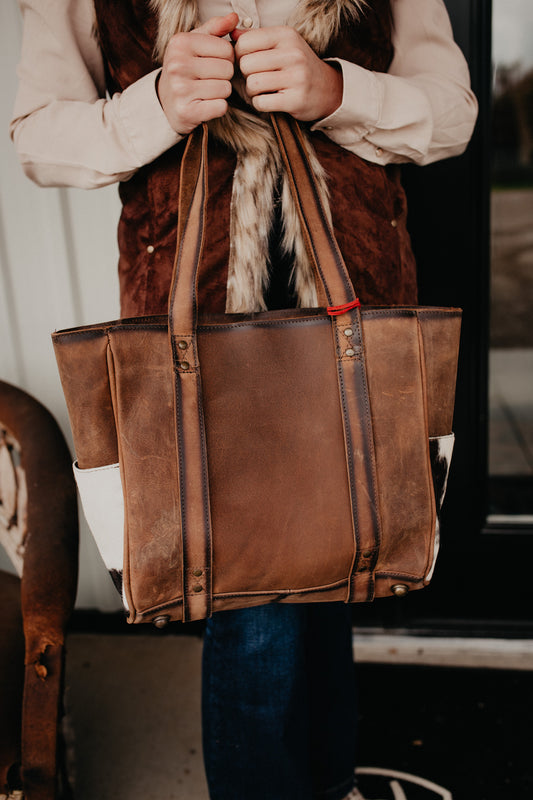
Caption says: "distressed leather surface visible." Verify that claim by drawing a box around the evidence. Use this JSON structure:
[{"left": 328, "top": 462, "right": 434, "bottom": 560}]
[
  {"left": 417, "top": 309, "right": 463, "bottom": 436},
  {"left": 55, "top": 304, "right": 460, "bottom": 623},
  {"left": 198, "top": 315, "right": 354, "bottom": 597},
  {"left": 53, "top": 330, "right": 119, "bottom": 470},
  {"left": 108, "top": 326, "right": 182, "bottom": 618},
  {"left": 362, "top": 312, "right": 435, "bottom": 584},
  {"left": 52, "top": 119, "right": 461, "bottom": 624}
]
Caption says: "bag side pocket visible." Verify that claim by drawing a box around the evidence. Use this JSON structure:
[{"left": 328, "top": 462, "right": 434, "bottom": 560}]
[
  {"left": 426, "top": 433, "right": 455, "bottom": 581},
  {"left": 73, "top": 461, "right": 127, "bottom": 608}
]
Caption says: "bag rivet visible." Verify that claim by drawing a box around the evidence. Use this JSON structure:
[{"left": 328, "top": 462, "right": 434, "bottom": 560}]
[
  {"left": 345, "top": 348, "right": 355, "bottom": 357},
  {"left": 192, "top": 569, "right": 203, "bottom": 577},
  {"left": 362, "top": 550, "right": 372, "bottom": 559},
  {"left": 193, "top": 585, "right": 203, "bottom": 593},
  {"left": 153, "top": 615, "right": 170, "bottom": 628},
  {"left": 344, "top": 328, "right": 353, "bottom": 337},
  {"left": 180, "top": 361, "right": 190, "bottom": 370},
  {"left": 391, "top": 584, "right": 409, "bottom": 597},
  {"left": 178, "top": 340, "right": 188, "bottom": 350}
]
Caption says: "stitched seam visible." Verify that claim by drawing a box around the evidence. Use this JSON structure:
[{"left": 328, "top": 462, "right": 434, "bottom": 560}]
[
  {"left": 334, "top": 330, "right": 360, "bottom": 600},
  {"left": 376, "top": 572, "right": 426, "bottom": 581},
  {"left": 196, "top": 364, "right": 212, "bottom": 618},
  {"left": 198, "top": 317, "right": 328, "bottom": 333},
  {"left": 175, "top": 369, "right": 188, "bottom": 619},
  {"left": 138, "top": 597, "right": 184, "bottom": 617},
  {"left": 213, "top": 579, "right": 349, "bottom": 600}
]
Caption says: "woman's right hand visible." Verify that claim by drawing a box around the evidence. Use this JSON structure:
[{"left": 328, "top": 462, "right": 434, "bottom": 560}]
[{"left": 157, "top": 13, "right": 238, "bottom": 135}]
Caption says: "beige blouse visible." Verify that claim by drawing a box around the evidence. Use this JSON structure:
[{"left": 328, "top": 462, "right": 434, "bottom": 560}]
[{"left": 10, "top": 0, "right": 478, "bottom": 189}]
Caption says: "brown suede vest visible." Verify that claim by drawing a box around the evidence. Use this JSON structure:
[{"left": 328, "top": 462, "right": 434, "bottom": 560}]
[{"left": 94, "top": 0, "right": 417, "bottom": 315}]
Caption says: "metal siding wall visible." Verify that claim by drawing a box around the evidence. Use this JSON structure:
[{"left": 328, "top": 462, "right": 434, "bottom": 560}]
[{"left": 1, "top": 0, "right": 122, "bottom": 610}]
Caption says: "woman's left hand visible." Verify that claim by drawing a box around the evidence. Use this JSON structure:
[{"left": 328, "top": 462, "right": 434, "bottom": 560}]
[{"left": 233, "top": 26, "right": 343, "bottom": 122}]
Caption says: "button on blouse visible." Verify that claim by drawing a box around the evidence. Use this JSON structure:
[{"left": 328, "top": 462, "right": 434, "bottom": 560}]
[{"left": 198, "top": 0, "right": 291, "bottom": 28}]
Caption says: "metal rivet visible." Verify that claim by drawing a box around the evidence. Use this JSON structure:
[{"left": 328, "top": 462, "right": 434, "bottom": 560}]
[
  {"left": 345, "top": 348, "right": 355, "bottom": 357},
  {"left": 147, "top": 244, "right": 155, "bottom": 254},
  {"left": 193, "top": 585, "right": 203, "bottom": 593},
  {"left": 344, "top": 328, "right": 353, "bottom": 337},
  {"left": 362, "top": 550, "right": 372, "bottom": 559},
  {"left": 391, "top": 219, "right": 398, "bottom": 228},
  {"left": 180, "top": 361, "right": 190, "bottom": 370},
  {"left": 153, "top": 615, "right": 170, "bottom": 628},
  {"left": 178, "top": 340, "right": 188, "bottom": 350},
  {"left": 391, "top": 583, "right": 409, "bottom": 597},
  {"left": 192, "top": 569, "right": 203, "bottom": 578}
]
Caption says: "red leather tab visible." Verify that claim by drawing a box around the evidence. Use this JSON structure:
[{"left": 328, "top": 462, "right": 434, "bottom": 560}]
[{"left": 327, "top": 299, "right": 361, "bottom": 316}]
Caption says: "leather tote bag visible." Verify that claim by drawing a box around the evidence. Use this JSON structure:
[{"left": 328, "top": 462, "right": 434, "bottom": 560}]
[{"left": 52, "top": 115, "right": 461, "bottom": 626}]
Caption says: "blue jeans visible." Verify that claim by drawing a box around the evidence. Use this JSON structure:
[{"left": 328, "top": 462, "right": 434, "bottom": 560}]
[{"left": 202, "top": 603, "right": 358, "bottom": 800}]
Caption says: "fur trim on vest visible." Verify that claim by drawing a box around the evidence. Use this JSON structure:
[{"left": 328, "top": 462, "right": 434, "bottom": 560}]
[{"left": 149, "top": 0, "right": 368, "bottom": 312}]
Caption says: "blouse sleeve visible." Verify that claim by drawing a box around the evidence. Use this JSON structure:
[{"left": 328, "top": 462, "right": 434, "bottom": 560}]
[
  {"left": 10, "top": 0, "right": 182, "bottom": 188},
  {"left": 10, "top": 0, "right": 478, "bottom": 190},
  {"left": 312, "top": 0, "right": 479, "bottom": 165}
]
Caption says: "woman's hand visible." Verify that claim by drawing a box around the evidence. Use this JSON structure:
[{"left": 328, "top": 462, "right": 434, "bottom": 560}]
[
  {"left": 233, "top": 26, "right": 343, "bottom": 122},
  {"left": 157, "top": 13, "right": 238, "bottom": 134}
]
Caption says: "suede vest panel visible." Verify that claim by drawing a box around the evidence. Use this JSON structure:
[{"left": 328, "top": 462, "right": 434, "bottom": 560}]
[{"left": 94, "top": 0, "right": 417, "bottom": 315}]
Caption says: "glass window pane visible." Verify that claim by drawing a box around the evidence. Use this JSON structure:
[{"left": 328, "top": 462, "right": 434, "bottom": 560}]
[{"left": 489, "top": 0, "right": 533, "bottom": 521}]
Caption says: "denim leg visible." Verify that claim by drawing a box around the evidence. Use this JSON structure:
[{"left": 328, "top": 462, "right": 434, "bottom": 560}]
[
  {"left": 202, "top": 604, "right": 312, "bottom": 800},
  {"left": 202, "top": 602, "right": 357, "bottom": 800}
]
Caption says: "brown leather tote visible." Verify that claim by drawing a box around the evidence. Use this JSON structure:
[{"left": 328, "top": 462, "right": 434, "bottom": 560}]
[{"left": 52, "top": 115, "right": 461, "bottom": 625}]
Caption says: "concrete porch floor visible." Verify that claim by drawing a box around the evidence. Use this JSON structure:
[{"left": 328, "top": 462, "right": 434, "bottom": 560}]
[
  {"left": 63, "top": 631, "right": 533, "bottom": 800},
  {"left": 65, "top": 633, "right": 208, "bottom": 800}
]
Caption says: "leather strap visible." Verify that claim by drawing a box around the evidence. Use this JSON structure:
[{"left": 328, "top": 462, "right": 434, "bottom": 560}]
[
  {"left": 170, "top": 116, "right": 358, "bottom": 332},
  {"left": 331, "top": 309, "right": 382, "bottom": 602},
  {"left": 171, "top": 128, "right": 212, "bottom": 621},
  {"left": 270, "top": 114, "right": 356, "bottom": 309}
]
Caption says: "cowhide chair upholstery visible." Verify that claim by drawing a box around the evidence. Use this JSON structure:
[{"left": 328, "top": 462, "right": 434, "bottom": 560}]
[{"left": 0, "top": 380, "right": 78, "bottom": 800}]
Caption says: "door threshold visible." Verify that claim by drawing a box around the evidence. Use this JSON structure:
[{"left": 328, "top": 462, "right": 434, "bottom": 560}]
[{"left": 352, "top": 629, "right": 533, "bottom": 670}]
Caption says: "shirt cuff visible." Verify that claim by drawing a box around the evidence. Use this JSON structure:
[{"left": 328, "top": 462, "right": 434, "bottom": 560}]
[
  {"left": 116, "top": 69, "right": 183, "bottom": 166},
  {"left": 312, "top": 59, "right": 383, "bottom": 146}
]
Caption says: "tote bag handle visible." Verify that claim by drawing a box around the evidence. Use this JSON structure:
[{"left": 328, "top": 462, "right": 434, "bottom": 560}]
[{"left": 168, "top": 114, "right": 360, "bottom": 339}]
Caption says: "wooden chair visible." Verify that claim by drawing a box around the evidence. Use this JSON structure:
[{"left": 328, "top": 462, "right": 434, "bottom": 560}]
[{"left": 0, "top": 381, "right": 78, "bottom": 800}]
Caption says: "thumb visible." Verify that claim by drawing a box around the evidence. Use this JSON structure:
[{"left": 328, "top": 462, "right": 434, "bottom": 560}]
[{"left": 194, "top": 12, "right": 239, "bottom": 37}]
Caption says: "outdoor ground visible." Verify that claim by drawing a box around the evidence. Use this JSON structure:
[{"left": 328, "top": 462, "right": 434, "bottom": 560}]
[{"left": 64, "top": 631, "right": 533, "bottom": 800}]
